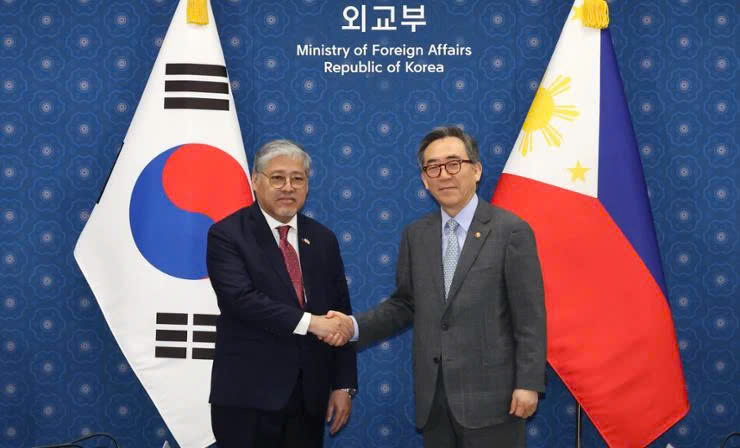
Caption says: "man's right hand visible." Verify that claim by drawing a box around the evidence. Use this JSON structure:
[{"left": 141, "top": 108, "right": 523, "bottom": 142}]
[
  {"left": 321, "top": 311, "right": 355, "bottom": 346},
  {"left": 308, "top": 314, "right": 353, "bottom": 345}
]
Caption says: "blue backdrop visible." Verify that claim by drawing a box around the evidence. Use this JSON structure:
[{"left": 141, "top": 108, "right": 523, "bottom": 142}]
[{"left": 0, "top": 0, "right": 737, "bottom": 447}]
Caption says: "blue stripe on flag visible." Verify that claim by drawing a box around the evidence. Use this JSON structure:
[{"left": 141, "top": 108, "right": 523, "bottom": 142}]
[{"left": 597, "top": 29, "right": 667, "bottom": 295}]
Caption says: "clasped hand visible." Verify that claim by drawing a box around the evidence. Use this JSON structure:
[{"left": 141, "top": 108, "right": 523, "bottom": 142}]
[{"left": 308, "top": 311, "right": 354, "bottom": 346}]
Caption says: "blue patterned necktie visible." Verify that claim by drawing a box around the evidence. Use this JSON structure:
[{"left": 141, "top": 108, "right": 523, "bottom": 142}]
[{"left": 443, "top": 219, "right": 460, "bottom": 300}]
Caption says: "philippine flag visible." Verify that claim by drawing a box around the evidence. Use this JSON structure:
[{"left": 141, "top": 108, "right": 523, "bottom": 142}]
[
  {"left": 74, "top": 1, "right": 252, "bottom": 446},
  {"left": 492, "top": 1, "right": 689, "bottom": 446}
]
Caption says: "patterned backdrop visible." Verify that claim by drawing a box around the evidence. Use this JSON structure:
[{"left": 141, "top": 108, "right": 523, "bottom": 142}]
[{"left": 0, "top": 0, "right": 737, "bottom": 447}]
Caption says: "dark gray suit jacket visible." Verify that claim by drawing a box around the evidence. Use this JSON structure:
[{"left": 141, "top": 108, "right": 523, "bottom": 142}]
[{"left": 357, "top": 199, "right": 546, "bottom": 429}]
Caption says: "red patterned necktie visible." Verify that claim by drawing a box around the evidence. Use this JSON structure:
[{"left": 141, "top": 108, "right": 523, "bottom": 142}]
[{"left": 277, "top": 225, "right": 305, "bottom": 309}]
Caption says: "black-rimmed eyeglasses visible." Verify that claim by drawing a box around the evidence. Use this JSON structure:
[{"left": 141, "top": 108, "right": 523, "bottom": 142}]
[
  {"left": 258, "top": 171, "right": 307, "bottom": 189},
  {"left": 422, "top": 159, "right": 475, "bottom": 178}
]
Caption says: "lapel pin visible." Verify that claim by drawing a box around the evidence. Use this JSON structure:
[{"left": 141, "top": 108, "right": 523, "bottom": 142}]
[
  {"left": 474, "top": 232, "right": 481, "bottom": 239},
  {"left": 302, "top": 238, "right": 311, "bottom": 245}
]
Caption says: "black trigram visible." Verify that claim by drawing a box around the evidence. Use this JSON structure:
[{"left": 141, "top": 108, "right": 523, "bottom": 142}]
[
  {"left": 163, "top": 63, "right": 229, "bottom": 111},
  {"left": 155, "top": 312, "right": 218, "bottom": 360}
]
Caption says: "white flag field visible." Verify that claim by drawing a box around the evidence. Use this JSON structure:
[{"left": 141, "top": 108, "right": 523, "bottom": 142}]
[{"left": 74, "top": 1, "right": 253, "bottom": 446}]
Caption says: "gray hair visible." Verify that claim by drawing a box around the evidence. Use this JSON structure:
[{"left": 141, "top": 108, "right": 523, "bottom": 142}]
[
  {"left": 416, "top": 126, "right": 481, "bottom": 167},
  {"left": 253, "top": 139, "right": 312, "bottom": 174}
]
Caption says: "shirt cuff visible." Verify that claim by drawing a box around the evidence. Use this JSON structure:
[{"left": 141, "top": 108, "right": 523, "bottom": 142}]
[
  {"left": 293, "top": 312, "right": 311, "bottom": 335},
  {"left": 350, "top": 316, "right": 359, "bottom": 341}
]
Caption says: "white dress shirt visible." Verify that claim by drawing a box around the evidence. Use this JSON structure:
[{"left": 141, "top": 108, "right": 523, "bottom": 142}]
[{"left": 258, "top": 207, "right": 311, "bottom": 335}]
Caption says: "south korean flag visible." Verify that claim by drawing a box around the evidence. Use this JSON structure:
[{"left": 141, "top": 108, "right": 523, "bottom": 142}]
[{"left": 74, "top": 1, "right": 253, "bottom": 446}]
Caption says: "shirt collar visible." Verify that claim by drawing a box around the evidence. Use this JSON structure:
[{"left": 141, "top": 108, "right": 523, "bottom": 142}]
[
  {"left": 441, "top": 194, "right": 478, "bottom": 234},
  {"left": 259, "top": 205, "right": 298, "bottom": 233}
]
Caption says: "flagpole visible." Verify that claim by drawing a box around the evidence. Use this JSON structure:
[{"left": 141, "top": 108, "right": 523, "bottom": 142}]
[{"left": 576, "top": 404, "right": 583, "bottom": 447}]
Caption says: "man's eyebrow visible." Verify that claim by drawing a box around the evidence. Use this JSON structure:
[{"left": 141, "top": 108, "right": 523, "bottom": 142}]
[
  {"left": 424, "top": 155, "right": 464, "bottom": 164},
  {"left": 266, "top": 170, "right": 305, "bottom": 175}
]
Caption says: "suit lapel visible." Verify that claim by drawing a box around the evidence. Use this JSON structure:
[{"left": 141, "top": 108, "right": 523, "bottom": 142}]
[
  {"left": 444, "top": 201, "right": 492, "bottom": 308},
  {"left": 422, "top": 214, "right": 445, "bottom": 307},
  {"left": 296, "top": 215, "right": 316, "bottom": 312},
  {"left": 247, "top": 206, "right": 297, "bottom": 301}
]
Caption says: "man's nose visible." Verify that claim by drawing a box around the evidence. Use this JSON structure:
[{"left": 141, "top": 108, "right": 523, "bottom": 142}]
[
  {"left": 438, "top": 166, "right": 453, "bottom": 179},
  {"left": 281, "top": 179, "right": 297, "bottom": 191}
]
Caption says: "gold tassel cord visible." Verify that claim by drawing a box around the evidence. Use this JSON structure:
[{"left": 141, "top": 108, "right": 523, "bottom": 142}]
[
  {"left": 582, "top": 0, "right": 609, "bottom": 29},
  {"left": 187, "top": 0, "right": 209, "bottom": 25}
]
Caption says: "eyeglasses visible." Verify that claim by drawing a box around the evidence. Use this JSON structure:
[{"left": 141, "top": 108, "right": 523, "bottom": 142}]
[
  {"left": 258, "top": 172, "right": 307, "bottom": 189},
  {"left": 422, "top": 159, "right": 475, "bottom": 178}
]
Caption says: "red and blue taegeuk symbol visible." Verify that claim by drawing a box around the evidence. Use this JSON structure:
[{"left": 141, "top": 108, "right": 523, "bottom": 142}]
[{"left": 129, "top": 143, "right": 252, "bottom": 280}]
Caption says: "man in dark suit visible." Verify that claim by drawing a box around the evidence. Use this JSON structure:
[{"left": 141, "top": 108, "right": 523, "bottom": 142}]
[
  {"left": 206, "top": 139, "right": 357, "bottom": 448},
  {"left": 329, "top": 126, "right": 546, "bottom": 447}
]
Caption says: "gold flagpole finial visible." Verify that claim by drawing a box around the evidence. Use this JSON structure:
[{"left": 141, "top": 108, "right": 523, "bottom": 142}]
[
  {"left": 187, "top": 0, "right": 209, "bottom": 25},
  {"left": 582, "top": 0, "right": 609, "bottom": 29}
]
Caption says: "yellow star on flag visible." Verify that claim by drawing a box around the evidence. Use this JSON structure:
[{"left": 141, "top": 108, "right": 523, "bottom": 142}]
[{"left": 568, "top": 161, "right": 590, "bottom": 182}]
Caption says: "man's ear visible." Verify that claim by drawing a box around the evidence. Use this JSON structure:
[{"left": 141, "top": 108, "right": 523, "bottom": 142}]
[
  {"left": 421, "top": 172, "right": 430, "bottom": 190},
  {"left": 474, "top": 162, "right": 482, "bottom": 183}
]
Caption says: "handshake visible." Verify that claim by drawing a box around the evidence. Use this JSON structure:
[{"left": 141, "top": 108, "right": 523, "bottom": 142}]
[{"left": 308, "top": 311, "right": 354, "bottom": 346}]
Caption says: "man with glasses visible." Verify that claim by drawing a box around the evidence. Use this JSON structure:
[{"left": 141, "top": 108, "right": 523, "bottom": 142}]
[
  {"left": 328, "top": 126, "right": 546, "bottom": 447},
  {"left": 206, "top": 139, "right": 357, "bottom": 447}
]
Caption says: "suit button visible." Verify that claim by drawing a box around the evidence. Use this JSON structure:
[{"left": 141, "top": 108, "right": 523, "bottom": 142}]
[
  {"left": 441, "top": 322, "right": 449, "bottom": 331},
  {"left": 433, "top": 356, "right": 440, "bottom": 364}
]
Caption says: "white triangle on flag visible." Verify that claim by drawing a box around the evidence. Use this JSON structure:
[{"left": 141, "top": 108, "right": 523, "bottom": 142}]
[{"left": 503, "top": 4, "right": 601, "bottom": 199}]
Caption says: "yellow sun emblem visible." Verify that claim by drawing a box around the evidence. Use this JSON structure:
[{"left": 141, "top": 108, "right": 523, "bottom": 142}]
[{"left": 518, "top": 75, "right": 580, "bottom": 156}]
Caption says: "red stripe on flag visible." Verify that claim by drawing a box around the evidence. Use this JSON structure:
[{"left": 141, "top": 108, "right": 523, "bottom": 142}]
[{"left": 493, "top": 173, "right": 688, "bottom": 447}]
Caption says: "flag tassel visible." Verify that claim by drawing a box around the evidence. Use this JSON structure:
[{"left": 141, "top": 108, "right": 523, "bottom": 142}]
[
  {"left": 187, "top": 0, "right": 209, "bottom": 25},
  {"left": 582, "top": 0, "right": 609, "bottom": 29}
]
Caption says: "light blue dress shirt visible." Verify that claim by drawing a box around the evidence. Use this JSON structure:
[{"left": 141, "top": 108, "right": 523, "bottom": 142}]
[{"left": 441, "top": 194, "right": 478, "bottom": 257}]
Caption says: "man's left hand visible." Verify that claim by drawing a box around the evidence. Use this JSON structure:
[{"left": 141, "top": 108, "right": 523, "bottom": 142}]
[
  {"left": 326, "top": 389, "right": 352, "bottom": 435},
  {"left": 509, "top": 389, "right": 538, "bottom": 419}
]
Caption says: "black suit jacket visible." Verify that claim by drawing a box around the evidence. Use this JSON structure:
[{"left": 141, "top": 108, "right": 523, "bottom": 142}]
[{"left": 206, "top": 204, "right": 357, "bottom": 415}]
